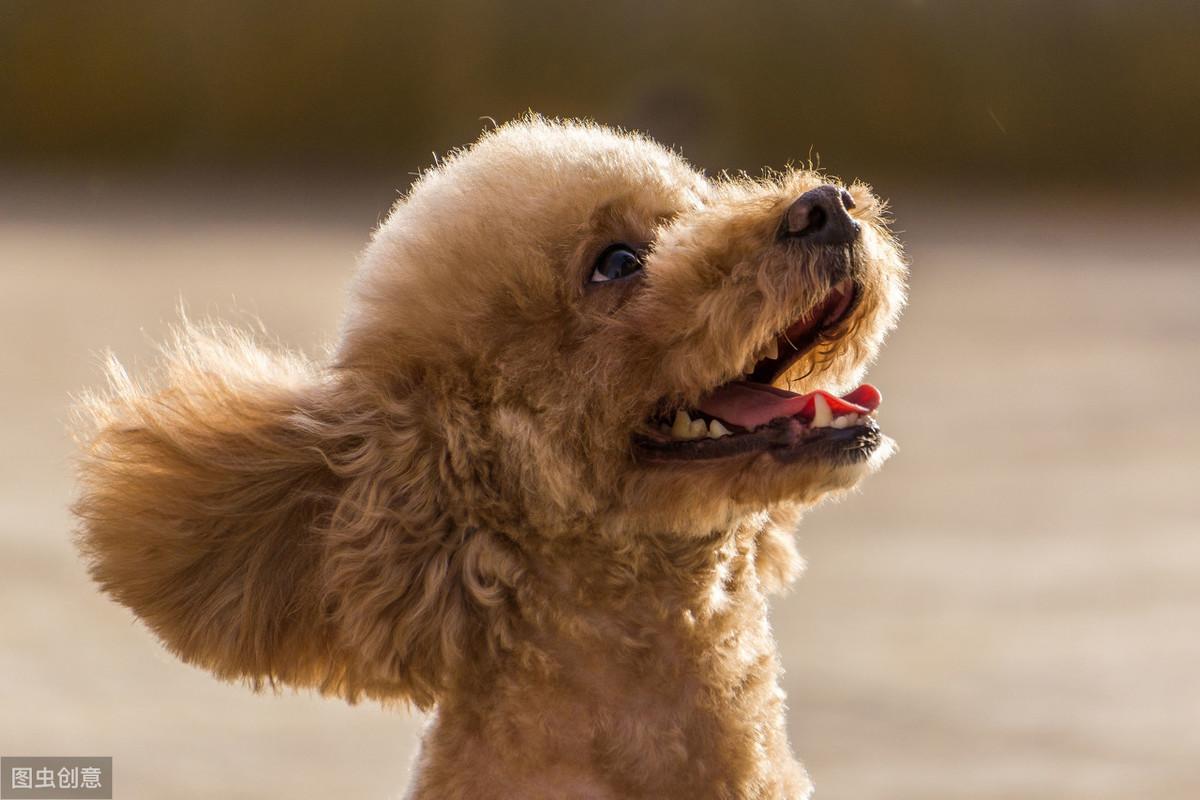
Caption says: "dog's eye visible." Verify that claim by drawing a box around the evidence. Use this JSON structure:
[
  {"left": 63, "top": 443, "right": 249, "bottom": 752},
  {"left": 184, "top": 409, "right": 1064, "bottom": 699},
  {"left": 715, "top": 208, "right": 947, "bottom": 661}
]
[{"left": 590, "top": 245, "right": 644, "bottom": 283}]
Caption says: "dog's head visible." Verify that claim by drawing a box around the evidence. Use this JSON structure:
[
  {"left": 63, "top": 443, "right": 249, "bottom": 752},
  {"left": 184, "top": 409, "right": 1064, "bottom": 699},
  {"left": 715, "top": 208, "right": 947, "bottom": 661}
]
[
  {"left": 74, "top": 116, "right": 906, "bottom": 708},
  {"left": 341, "top": 116, "right": 906, "bottom": 536}
]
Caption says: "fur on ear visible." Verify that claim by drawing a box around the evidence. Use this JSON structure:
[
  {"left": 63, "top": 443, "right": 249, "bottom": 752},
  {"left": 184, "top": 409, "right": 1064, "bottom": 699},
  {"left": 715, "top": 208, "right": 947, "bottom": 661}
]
[{"left": 72, "top": 323, "right": 521, "bottom": 709}]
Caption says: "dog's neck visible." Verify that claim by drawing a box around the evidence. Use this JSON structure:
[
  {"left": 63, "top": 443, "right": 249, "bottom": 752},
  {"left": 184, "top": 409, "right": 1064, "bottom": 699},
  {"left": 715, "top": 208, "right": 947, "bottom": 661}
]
[{"left": 406, "top": 519, "right": 812, "bottom": 800}]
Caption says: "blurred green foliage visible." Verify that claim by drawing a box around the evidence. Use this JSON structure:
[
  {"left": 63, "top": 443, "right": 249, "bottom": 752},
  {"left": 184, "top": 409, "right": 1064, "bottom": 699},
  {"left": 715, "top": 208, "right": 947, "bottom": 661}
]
[{"left": 2, "top": 0, "right": 1198, "bottom": 187}]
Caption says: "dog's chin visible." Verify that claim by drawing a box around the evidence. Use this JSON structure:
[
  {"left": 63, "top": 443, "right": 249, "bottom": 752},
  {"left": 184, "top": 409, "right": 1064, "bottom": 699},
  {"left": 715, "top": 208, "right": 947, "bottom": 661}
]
[
  {"left": 620, "top": 434, "right": 894, "bottom": 535},
  {"left": 772, "top": 431, "right": 895, "bottom": 497}
]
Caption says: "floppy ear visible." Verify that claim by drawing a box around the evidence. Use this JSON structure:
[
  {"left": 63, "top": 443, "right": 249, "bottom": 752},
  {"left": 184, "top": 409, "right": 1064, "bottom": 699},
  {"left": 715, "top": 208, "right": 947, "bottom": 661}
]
[{"left": 73, "top": 324, "right": 521, "bottom": 708}]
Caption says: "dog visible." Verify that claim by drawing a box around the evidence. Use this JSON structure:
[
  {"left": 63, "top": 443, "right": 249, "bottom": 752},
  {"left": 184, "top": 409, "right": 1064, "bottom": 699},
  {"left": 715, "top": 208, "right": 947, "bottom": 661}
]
[{"left": 73, "top": 115, "right": 907, "bottom": 799}]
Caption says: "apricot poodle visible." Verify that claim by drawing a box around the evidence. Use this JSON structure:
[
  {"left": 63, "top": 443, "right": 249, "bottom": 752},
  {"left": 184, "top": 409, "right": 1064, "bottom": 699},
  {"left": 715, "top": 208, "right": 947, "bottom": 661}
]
[{"left": 73, "top": 116, "right": 907, "bottom": 799}]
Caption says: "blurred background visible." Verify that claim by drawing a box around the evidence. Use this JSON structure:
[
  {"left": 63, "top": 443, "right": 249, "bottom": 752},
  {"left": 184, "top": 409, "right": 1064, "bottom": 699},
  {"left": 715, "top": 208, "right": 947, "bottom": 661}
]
[{"left": 2, "top": 1, "right": 1198, "bottom": 798}]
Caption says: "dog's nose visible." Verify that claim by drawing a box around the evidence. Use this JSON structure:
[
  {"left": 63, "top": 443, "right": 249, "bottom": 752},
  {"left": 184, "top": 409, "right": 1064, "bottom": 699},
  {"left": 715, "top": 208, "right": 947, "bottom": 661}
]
[{"left": 784, "top": 185, "right": 860, "bottom": 245}]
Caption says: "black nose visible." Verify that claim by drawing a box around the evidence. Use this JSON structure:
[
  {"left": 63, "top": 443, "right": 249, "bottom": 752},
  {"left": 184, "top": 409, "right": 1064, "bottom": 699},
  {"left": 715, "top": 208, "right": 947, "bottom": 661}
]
[{"left": 784, "top": 185, "right": 860, "bottom": 245}]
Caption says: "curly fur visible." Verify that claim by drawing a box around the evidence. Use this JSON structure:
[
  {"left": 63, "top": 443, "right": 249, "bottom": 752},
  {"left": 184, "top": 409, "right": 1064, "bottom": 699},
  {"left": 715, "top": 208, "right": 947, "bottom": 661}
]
[{"left": 73, "top": 116, "right": 907, "bottom": 799}]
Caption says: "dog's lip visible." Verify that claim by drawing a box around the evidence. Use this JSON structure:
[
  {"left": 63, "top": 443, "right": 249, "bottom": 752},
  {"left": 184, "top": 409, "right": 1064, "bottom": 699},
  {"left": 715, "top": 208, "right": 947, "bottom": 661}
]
[
  {"left": 632, "top": 415, "right": 882, "bottom": 464},
  {"left": 633, "top": 383, "right": 879, "bottom": 451},
  {"left": 748, "top": 279, "right": 858, "bottom": 385}
]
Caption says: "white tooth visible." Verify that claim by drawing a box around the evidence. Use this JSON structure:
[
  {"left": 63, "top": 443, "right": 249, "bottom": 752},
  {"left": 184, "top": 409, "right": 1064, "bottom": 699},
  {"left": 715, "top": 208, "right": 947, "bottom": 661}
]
[
  {"left": 811, "top": 394, "right": 833, "bottom": 428},
  {"left": 764, "top": 341, "right": 779, "bottom": 360},
  {"left": 690, "top": 418, "right": 708, "bottom": 438},
  {"left": 708, "top": 419, "right": 732, "bottom": 438},
  {"left": 831, "top": 416, "right": 851, "bottom": 429},
  {"left": 845, "top": 413, "right": 859, "bottom": 425},
  {"left": 672, "top": 410, "right": 694, "bottom": 439}
]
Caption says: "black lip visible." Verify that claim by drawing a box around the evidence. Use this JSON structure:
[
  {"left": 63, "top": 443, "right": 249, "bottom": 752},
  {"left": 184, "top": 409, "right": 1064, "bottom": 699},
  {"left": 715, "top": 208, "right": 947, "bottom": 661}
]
[{"left": 632, "top": 417, "right": 881, "bottom": 465}]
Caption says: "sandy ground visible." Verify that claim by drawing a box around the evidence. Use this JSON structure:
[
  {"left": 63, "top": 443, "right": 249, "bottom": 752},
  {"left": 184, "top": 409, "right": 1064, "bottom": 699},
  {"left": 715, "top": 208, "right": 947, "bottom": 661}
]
[{"left": 1, "top": 181, "right": 1198, "bottom": 799}]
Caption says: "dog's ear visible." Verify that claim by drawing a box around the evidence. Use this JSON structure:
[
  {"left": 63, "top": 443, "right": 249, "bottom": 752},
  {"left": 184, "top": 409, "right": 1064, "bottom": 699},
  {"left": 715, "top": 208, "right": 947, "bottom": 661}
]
[{"left": 73, "top": 324, "right": 521, "bottom": 708}]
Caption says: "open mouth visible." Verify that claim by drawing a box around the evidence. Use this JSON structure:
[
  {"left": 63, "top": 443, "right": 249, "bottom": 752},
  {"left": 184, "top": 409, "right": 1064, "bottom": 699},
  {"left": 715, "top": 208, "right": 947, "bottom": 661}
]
[{"left": 634, "top": 278, "right": 883, "bottom": 464}]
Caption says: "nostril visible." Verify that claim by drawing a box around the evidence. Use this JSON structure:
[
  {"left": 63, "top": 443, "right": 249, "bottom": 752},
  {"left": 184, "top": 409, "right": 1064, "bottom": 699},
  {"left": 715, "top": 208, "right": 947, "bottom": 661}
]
[
  {"left": 784, "top": 184, "right": 860, "bottom": 245},
  {"left": 807, "top": 204, "right": 827, "bottom": 233},
  {"left": 786, "top": 200, "right": 825, "bottom": 237}
]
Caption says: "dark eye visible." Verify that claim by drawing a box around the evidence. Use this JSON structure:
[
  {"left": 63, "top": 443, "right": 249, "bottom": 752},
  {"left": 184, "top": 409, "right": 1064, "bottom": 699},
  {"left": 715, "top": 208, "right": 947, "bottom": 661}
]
[{"left": 590, "top": 245, "right": 644, "bottom": 283}]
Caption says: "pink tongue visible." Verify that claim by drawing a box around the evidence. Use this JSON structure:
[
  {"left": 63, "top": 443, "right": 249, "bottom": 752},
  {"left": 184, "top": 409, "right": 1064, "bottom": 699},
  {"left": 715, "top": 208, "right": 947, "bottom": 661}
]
[{"left": 697, "top": 381, "right": 881, "bottom": 429}]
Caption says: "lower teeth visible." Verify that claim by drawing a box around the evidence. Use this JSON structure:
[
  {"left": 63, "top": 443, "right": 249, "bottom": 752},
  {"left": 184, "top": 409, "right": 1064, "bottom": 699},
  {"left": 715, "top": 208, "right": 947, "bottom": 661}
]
[
  {"left": 668, "top": 410, "right": 734, "bottom": 440},
  {"left": 662, "top": 410, "right": 870, "bottom": 440}
]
